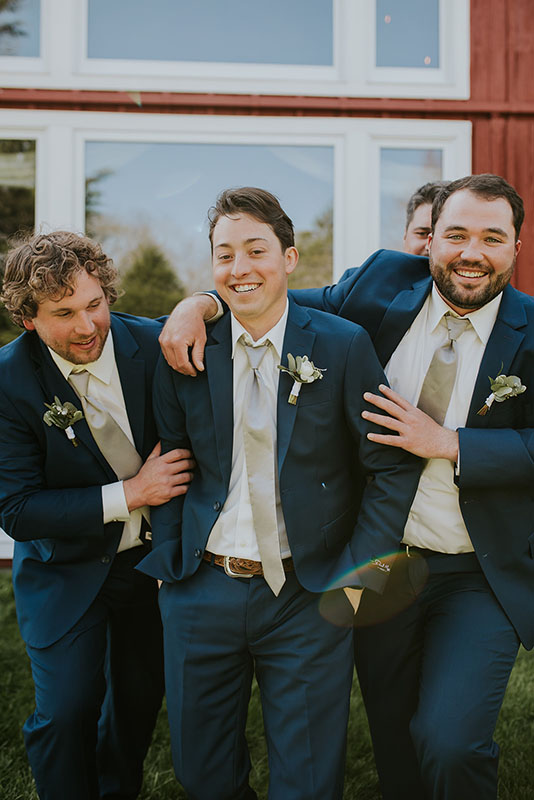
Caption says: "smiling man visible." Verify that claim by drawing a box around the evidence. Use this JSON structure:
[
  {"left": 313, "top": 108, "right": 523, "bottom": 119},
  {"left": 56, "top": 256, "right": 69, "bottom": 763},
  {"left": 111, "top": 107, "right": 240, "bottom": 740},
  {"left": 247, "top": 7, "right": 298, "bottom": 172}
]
[
  {"left": 158, "top": 174, "right": 534, "bottom": 800},
  {"left": 139, "top": 187, "right": 421, "bottom": 799},
  {"left": 403, "top": 180, "right": 450, "bottom": 256},
  {"left": 0, "top": 231, "right": 194, "bottom": 800}
]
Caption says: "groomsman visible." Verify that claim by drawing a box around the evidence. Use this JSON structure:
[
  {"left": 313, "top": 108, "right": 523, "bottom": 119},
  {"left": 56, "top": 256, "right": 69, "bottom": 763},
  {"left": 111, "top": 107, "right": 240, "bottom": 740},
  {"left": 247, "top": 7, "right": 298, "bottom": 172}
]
[
  {"left": 139, "top": 187, "right": 421, "bottom": 799},
  {"left": 160, "top": 174, "right": 534, "bottom": 800},
  {"left": 0, "top": 231, "right": 193, "bottom": 800}
]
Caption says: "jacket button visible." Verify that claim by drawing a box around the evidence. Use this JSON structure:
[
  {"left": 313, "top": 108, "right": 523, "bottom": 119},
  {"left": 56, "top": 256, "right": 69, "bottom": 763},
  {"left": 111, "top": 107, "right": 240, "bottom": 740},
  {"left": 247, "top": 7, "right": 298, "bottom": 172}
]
[
  {"left": 100, "top": 554, "right": 111, "bottom": 564},
  {"left": 194, "top": 549, "right": 202, "bottom": 559},
  {"left": 213, "top": 501, "right": 221, "bottom": 511}
]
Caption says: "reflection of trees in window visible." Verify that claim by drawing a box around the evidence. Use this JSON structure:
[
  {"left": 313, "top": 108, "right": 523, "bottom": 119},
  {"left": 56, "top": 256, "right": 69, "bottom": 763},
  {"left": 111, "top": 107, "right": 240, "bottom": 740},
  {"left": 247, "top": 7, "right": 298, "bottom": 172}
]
[
  {"left": 0, "top": 0, "right": 26, "bottom": 55},
  {"left": 85, "top": 168, "right": 113, "bottom": 239},
  {"left": 0, "top": 139, "right": 35, "bottom": 345},
  {"left": 113, "top": 240, "right": 185, "bottom": 319},
  {"left": 290, "top": 207, "right": 333, "bottom": 290}
]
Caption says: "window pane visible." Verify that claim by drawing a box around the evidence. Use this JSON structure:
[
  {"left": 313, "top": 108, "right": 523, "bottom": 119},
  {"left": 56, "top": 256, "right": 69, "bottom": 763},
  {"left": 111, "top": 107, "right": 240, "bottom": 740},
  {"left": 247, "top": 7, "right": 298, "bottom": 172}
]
[
  {"left": 0, "top": 0, "right": 40, "bottom": 57},
  {"left": 0, "top": 139, "right": 35, "bottom": 344},
  {"left": 85, "top": 141, "right": 334, "bottom": 297},
  {"left": 380, "top": 148, "right": 442, "bottom": 250},
  {"left": 87, "top": 0, "right": 333, "bottom": 65},
  {"left": 376, "top": 0, "right": 439, "bottom": 69}
]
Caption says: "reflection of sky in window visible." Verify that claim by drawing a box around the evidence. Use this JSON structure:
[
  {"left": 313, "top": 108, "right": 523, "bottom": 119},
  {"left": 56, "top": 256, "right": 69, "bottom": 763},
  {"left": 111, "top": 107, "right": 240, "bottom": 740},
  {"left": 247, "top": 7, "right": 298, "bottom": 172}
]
[
  {"left": 380, "top": 148, "right": 442, "bottom": 250},
  {"left": 376, "top": 0, "right": 439, "bottom": 68},
  {"left": 0, "top": 0, "right": 40, "bottom": 57},
  {"left": 86, "top": 141, "right": 333, "bottom": 287},
  {"left": 87, "top": 0, "right": 332, "bottom": 65}
]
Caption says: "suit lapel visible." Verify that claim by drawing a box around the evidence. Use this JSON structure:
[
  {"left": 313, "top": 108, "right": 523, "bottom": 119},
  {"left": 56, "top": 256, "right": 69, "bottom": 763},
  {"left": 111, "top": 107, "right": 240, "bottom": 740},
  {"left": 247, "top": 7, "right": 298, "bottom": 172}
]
[
  {"left": 466, "top": 286, "right": 527, "bottom": 426},
  {"left": 373, "top": 277, "right": 432, "bottom": 366},
  {"left": 31, "top": 335, "right": 114, "bottom": 475},
  {"left": 205, "top": 315, "right": 234, "bottom": 486},
  {"left": 277, "top": 302, "right": 316, "bottom": 473},
  {"left": 111, "top": 316, "right": 146, "bottom": 454}
]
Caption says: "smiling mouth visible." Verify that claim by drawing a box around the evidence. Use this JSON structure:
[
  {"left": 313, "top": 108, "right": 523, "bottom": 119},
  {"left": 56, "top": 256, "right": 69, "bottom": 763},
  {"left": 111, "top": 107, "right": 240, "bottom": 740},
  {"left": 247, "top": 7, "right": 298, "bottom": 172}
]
[
  {"left": 232, "top": 284, "right": 261, "bottom": 293},
  {"left": 73, "top": 337, "right": 97, "bottom": 347},
  {"left": 454, "top": 268, "right": 487, "bottom": 279}
]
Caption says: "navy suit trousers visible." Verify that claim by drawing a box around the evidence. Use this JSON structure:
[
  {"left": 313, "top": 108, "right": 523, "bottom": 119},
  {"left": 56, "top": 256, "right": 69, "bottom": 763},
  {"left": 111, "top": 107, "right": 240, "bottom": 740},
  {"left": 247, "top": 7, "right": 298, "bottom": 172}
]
[
  {"left": 23, "top": 544, "right": 164, "bottom": 800},
  {"left": 159, "top": 561, "right": 354, "bottom": 800},
  {"left": 354, "top": 550, "right": 519, "bottom": 800}
]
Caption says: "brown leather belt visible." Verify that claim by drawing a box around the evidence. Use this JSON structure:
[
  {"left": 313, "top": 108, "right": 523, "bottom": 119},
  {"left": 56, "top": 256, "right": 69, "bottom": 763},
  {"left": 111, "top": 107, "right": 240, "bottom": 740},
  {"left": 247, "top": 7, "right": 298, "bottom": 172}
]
[{"left": 203, "top": 551, "right": 294, "bottom": 578}]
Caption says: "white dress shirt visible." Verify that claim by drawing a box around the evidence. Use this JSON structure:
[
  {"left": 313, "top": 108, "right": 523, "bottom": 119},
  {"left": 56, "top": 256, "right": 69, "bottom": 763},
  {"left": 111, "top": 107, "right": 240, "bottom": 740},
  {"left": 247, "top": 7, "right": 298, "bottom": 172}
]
[
  {"left": 385, "top": 285, "right": 502, "bottom": 553},
  {"left": 48, "top": 332, "right": 148, "bottom": 552},
  {"left": 206, "top": 303, "right": 291, "bottom": 560}
]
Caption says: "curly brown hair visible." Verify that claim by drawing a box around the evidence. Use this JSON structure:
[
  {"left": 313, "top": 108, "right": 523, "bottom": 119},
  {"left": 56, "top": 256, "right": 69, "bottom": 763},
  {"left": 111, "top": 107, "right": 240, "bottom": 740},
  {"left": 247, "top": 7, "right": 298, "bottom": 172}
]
[{"left": 1, "top": 231, "right": 120, "bottom": 327}]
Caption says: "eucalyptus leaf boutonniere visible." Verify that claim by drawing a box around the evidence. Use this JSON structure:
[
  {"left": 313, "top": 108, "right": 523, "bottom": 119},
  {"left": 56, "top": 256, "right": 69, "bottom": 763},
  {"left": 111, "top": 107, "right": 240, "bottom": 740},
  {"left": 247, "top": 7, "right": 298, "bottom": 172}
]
[
  {"left": 43, "top": 396, "right": 84, "bottom": 446},
  {"left": 278, "top": 353, "right": 326, "bottom": 405},
  {"left": 477, "top": 372, "right": 526, "bottom": 416}
]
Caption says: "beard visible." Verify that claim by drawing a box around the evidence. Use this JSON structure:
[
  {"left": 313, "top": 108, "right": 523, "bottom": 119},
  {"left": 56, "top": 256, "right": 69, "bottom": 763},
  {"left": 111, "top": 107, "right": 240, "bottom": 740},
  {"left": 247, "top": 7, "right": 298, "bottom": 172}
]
[{"left": 428, "top": 255, "right": 515, "bottom": 311}]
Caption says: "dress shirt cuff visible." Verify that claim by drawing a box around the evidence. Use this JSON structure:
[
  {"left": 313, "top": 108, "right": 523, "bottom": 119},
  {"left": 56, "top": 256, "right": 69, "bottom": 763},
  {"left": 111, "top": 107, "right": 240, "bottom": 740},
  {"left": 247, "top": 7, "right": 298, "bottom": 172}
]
[
  {"left": 102, "top": 481, "right": 130, "bottom": 524},
  {"left": 193, "top": 291, "right": 223, "bottom": 322}
]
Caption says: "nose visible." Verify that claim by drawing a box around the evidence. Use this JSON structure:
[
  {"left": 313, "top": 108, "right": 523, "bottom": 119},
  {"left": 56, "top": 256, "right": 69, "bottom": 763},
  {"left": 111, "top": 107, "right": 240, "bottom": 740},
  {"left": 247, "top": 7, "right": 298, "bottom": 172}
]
[
  {"left": 460, "top": 238, "right": 484, "bottom": 262},
  {"left": 231, "top": 253, "right": 251, "bottom": 278},
  {"left": 74, "top": 311, "right": 96, "bottom": 336}
]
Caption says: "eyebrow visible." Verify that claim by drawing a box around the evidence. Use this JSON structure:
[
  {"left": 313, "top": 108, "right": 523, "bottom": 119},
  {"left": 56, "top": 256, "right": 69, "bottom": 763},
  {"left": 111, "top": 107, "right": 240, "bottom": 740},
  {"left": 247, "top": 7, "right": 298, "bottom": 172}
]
[
  {"left": 50, "top": 296, "right": 102, "bottom": 313},
  {"left": 214, "top": 237, "right": 269, "bottom": 249},
  {"left": 443, "top": 224, "right": 509, "bottom": 238}
]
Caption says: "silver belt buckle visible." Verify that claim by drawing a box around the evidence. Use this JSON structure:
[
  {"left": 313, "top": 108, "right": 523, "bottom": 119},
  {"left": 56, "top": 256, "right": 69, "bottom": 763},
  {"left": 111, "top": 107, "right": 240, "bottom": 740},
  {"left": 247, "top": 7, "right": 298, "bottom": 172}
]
[{"left": 223, "top": 556, "right": 254, "bottom": 578}]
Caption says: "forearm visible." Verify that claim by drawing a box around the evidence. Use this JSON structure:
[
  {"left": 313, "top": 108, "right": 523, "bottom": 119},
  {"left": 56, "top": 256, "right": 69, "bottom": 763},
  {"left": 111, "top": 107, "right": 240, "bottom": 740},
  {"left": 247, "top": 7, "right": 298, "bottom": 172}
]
[
  {"left": 457, "top": 427, "right": 534, "bottom": 488},
  {"left": 1, "top": 485, "right": 104, "bottom": 542}
]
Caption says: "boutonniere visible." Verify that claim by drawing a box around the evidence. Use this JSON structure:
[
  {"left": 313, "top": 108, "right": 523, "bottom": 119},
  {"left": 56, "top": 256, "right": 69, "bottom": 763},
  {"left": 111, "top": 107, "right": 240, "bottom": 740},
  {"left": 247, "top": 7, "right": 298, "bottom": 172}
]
[
  {"left": 43, "top": 396, "right": 84, "bottom": 446},
  {"left": 477, "top": 371, "right": 526, "bottom": 416},
  {"left": 278, "top": 353, "right": 326, "bottom": 405}
]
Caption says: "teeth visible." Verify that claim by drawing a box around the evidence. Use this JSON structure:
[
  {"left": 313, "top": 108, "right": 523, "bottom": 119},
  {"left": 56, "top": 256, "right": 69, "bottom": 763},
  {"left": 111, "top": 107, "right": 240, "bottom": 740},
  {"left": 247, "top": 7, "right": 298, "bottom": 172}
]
[
  {"left": 456, "top": 269, "right": 485, "bottom": 278},
  {"left": 233, "top": 284, "right": 260, "bottom": 293}
]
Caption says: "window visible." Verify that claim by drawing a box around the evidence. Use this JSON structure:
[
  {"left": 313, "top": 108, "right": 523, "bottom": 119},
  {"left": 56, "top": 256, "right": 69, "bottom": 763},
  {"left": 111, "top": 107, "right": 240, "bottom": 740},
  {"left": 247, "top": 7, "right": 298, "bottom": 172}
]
[
  {"left": 0, "top": 0, "right": 469, "bottom": 98},
  {"left": 0, "top": 0, "right": 40, "bottom": 56}
]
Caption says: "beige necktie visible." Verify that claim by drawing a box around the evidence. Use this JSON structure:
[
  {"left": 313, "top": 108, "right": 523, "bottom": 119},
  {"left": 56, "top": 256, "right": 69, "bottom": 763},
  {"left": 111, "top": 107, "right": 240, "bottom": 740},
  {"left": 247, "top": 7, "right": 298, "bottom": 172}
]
[
  {"left": 242, "top": 337, "right": 285, "bottom": 596},
  {"left": 417, "top": 313, "right": 472, "bottom": 425},
  {"left": 68, "top": 369, "right": 143, "bottom": 480}
]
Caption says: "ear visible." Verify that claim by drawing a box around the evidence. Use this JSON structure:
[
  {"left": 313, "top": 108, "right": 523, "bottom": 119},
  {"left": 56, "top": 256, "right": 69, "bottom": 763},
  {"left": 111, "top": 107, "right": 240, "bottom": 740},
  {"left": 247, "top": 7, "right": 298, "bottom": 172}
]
[
  {"left": 427, "top": 232, "right": 433, "bottom": 252},
  {"left": 515, "top": 239, "right": 522, "bottom": 257},
  {"left": 284, "top": 246, "right": 299, "bottom": 276},
  {"left": 23, "top": 318, "right": 36, "bottom": 331}
]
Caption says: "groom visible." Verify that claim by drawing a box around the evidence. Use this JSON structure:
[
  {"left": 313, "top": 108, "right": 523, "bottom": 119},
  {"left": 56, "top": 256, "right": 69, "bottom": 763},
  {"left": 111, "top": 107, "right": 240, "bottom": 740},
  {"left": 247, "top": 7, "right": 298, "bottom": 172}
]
[{"left": 139, "top": 186, "right": 421, "bottom": 799}]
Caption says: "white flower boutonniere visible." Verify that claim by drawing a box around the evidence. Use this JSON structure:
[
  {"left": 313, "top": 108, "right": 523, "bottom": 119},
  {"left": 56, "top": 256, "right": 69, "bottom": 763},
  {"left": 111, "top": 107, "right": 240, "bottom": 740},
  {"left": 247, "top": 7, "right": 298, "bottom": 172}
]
[
  {"left": 43, "top": 396, "right": 84, "bottom": 446},
  {"left": 477, "top": 372, "right": 526, "bottom": 416},
  {"left": 278, "top": 353, "right": 326, "bottom": 405}
]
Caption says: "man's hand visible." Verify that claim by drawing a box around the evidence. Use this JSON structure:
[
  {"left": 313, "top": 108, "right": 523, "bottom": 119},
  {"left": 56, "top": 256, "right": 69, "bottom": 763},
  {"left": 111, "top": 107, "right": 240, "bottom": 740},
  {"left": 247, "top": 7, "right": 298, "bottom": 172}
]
[
  {"left": 159, "top": 295, "right": 218, "bottom": 376},
  {"left": 362, "top": 384, "right": 459, "bottom": 461},
  {"left": 343, "top": 587, "right": 364, "bottom": 614},
  {"left": 123, "top": 442, "right": 195, "bottom": 510}
]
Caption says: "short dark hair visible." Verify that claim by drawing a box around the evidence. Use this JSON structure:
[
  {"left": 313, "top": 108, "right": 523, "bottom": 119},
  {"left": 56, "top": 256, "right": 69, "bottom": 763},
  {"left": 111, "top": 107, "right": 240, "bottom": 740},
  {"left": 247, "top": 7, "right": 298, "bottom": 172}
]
[
  {"left": 208, "top": 187, "right": 295, "bottom": 251},
  {"left": 405, "top": 181, "right": 451, "bottom": 230},
  {"left": 1, "top": 230, "right": 119, "bottom": 327},
  {"left": 431, "top": 174, "right": 524, "bottom": 240}
]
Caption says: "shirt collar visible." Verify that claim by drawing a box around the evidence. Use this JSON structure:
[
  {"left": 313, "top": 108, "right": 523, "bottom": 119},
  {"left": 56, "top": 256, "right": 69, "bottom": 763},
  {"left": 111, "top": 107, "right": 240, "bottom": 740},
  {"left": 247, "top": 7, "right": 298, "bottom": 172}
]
[
  {"left": 230, "top": 300, "right": 289, "bottom": 362},
  {"left": 428, "top": 283, "right": 502, "bottom": 345},
  {"left": 48, "top": 331, "right": 116, "bottom": 384}
]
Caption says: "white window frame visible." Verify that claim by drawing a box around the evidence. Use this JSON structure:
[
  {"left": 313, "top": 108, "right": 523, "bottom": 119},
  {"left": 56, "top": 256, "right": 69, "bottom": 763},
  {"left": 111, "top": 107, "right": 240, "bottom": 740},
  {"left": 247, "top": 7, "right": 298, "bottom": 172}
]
[
  {"left": 0, "top": 109, "right": 471, "bottom": 274},
  {"left": 0, "top": 0, "right": 470, "bottom": 98}
]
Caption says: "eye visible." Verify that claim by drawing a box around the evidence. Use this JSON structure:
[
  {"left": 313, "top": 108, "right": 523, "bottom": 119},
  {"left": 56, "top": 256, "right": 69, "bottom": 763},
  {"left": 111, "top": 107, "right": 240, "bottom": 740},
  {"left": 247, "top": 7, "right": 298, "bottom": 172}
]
[{"left": 485, "top": 237, "right": 502, "bottom": 244}]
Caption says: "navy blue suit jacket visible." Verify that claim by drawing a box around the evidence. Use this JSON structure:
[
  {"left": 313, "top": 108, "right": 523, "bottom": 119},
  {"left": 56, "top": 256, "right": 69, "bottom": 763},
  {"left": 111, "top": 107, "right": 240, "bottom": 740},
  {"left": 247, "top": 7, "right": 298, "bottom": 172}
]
[
  {"left": 0, "top": 313, "right": 162, "bottom": 648},
  {"left": 293, "top": 249, "right": 534, "bottom": 649},
  {"left": 139, "top": 299, "right": 421, "bottom": 594}
]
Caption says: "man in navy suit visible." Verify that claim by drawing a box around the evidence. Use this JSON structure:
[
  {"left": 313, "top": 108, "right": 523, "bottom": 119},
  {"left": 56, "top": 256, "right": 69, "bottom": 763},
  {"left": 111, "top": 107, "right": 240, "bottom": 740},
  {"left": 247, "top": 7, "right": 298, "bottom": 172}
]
[
  {"left": 160, "top": 174, "right": 534, "bottom": 799},
  {"left": 139, "top": 187, "right": 421, "bottom": 799},
  {"left": 0, "top": 231, "right": 193, "bottom": 800}
]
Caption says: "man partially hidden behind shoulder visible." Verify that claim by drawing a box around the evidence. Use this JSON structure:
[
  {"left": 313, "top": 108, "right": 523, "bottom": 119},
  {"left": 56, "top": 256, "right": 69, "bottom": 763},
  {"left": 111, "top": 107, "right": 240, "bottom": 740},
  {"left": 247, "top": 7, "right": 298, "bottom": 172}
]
[
  {"left": 138, "top": 187, "right": 421, "bottom": 799},
  {"left": 0, "top": 231, "right": 193, "bottom": 800}
]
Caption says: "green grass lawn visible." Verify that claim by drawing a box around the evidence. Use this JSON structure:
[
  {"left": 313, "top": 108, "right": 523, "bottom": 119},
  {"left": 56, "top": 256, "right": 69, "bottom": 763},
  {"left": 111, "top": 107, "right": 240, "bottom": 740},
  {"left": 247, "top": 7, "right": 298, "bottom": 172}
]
[{"left": 1, "top": 569, "right": 533, "bottom": 799}]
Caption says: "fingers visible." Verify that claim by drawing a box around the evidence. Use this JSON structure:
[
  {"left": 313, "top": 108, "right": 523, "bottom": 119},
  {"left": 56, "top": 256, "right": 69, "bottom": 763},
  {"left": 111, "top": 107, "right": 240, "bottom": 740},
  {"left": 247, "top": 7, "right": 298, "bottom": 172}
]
[
  {"left": 366, "top": 432, "right": 405, "bottom": 447},
  {"left": 159, "top": 332, "right": 199, "bottom": 377},
  {"left": 147, "top": 440, "right": 162, "bottom": 459},
  {"left": 160, "top": 447, "right": 194, "bottom": 463},
  {"left": 190, "top": 333, "right": 207, "bottom": 373},
  {"left": 362, "top": 410, "right": 402, "bottom": 432}
]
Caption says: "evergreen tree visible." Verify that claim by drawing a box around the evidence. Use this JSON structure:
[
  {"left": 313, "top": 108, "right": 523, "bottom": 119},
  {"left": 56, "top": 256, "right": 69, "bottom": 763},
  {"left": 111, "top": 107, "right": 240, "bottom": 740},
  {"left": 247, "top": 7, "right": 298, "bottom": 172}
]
[{"left": 113, "top": 241, "right": 185, "bottom": 319}]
